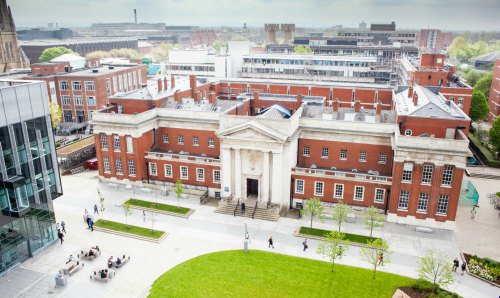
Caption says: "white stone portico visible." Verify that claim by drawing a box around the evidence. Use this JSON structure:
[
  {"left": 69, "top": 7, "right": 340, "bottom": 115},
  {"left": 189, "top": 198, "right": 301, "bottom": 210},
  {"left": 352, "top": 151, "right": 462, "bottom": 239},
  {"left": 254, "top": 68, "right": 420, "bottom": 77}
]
[{"left": 216, "top": 115, "right": 299, "bottom": 207}]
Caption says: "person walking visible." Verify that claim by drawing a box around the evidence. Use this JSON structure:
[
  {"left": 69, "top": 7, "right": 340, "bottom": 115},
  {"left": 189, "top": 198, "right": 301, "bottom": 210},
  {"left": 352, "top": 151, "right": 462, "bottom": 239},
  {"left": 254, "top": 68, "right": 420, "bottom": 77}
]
[
  {"left": 58, "top": 230, "right": 64, "bottom": 244},
  {"left": 245, "top": 232, "right": 250, "bottom": 242},
  {"left": 143, "top": 210, "right": 146, "bottom": 222},
  {"left": 302, "top": 239, "right": 308, "bottom": 251},
  {"left": 86, "top": 216, "right": 91, "bottom": 229},
  {"left": 378, "top": 253, "right": 384, "bottom": 265},
  {"left": 453, "top": 258, "right": 459, "bottom": 272},
  {"left": 268, "top": 236, "right": 274, "bottom": 249},
  {"left": 89, "top": 219, "right": 94, "bottom": 232},
  {"left": 56, "top": 222, "right": 61, "bottom": 232},
  {"left": 94, "top": 204, "right": 99, "bottom": 215},
  {"left": 61, "top": 221, "right": 66, "bottom": 234},
  {"left": 241, "top": 202, "right": 246, "bottom": 214},
  {"left": 461, "top": 262, "right": 466, "bottom": 275}
]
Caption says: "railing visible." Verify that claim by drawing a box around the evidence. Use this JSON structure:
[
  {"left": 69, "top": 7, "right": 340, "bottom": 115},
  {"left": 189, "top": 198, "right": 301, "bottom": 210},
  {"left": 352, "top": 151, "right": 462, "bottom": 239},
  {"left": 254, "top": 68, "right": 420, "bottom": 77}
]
[
  {"left": 233, "top": 199, "right": 240, "bottom": 217},
  {"left": 252, "top": 200, "right": 258, "bottom": 219},
  {"left": 199, "top": 190, "right": 209, "bottom": 205}
]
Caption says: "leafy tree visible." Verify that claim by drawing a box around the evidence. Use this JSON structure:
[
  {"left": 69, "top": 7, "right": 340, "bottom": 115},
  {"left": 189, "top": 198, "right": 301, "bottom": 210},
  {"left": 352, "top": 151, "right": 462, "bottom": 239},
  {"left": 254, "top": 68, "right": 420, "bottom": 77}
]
[
  {"left": 49, "top": 102, "right": 62, "bottom": 129},
  {"left": 293, "top": 45, "right": 313, "bottom": 54},
  {"left": 364, "top": 206, "right": 384, "bottom": 238},
  {"left": 360, "top": 238, "right": 391, "bottom": 279},
  {"left": 489, "top": 117, "right": 500, "bottom": 158},
  {"left": 417, "top": 249, "right": 455, "bottom": 288},
  {"left": 474, "top": 72, "right": 493, "bottom": 97},
  {"left": 212, "top": 40, "right": 227, "bottom": 53},
  {"left": 469, "top": 91, "right": 490, "bottom": 122},
  {"left": 150, "top": 43, "right": 181, "bottom": 62},
  {"left": 462, "top": 69, "right": 483, "bottom": 86},
  {"left": 317, "top": 231, "right": 350, "bottom": 272},
  {"left": 300, "top": 198, "right": 325, "bottom": 228},
  {"left": 175, "top": 178, "right": 184, "bottom": 210},
  {"left": 38, "top": 47, "right": 75, "bottom": 62},
  {"left": 332, "top": 202, "right": 349, "bottom": 232},
  {"left": 123, "top": 201, "right": 132, "bottom": 226},
  {"left": 86, "top": 48, "right": 140, "bottom": 60},
  {"left": 97, "top": 188, "right": 105, "bottom": 221}
]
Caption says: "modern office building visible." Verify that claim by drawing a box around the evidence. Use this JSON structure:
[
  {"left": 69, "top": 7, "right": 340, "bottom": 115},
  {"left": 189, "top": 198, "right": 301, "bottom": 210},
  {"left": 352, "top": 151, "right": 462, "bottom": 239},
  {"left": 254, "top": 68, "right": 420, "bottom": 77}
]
[
  {"left": 165, "top": 49, "right": 232, "bottom": 78},
  {"left": 0, "top": 79, "right": 62, "bottom": 274},
  {"left": 488, "top": 59, "right": 500, "bottom": 122},
  {"left": 337, "top": 22, "right": 417, "bottom": 47},
  {"left": 416, "top": 29, "right": 452, "bottom": 51}
]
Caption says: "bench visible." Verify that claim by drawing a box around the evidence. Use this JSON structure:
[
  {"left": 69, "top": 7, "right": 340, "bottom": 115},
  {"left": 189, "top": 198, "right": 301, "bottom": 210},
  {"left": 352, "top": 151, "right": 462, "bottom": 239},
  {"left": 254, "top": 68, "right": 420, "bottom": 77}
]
[
  {"left": 62, "top": 260, "right": 84, "bottom": 276},
  {"left": 90, "top": 269, "right": 115, "bottom": 282},
  {"left": 108, "top": 255, "right": 131, "bottom": 268},
  {"left": 79, "top": 249, "right": 101, "bottom": 260},
  {"left": 346, "top": 213, "right": 356, "bottom": 223},
  {"left": 416, "top": 226, "right": 433, "bottom": 233}
]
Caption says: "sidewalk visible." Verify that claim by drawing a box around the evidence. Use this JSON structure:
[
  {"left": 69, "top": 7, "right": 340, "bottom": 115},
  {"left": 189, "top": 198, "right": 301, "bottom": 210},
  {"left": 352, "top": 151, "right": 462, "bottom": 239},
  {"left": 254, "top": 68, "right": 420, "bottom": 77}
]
[{"left": 0, "top": 172, "right": 498, "bottom": 298}]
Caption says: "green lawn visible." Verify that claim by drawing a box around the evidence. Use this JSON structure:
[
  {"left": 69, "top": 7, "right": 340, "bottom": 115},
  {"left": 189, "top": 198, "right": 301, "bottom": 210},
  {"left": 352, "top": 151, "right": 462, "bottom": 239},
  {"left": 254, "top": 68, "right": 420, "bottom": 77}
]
[
  {"left": 94, "top": 219, "right": 165, "bottom": 239},
  {"left": 148, "top": 250, "right": 413, "bottom": 298},
  {"left": 299, "top": 226, "right": 379, "bottom": 244},
  {"left": 125, "top": 198, "right": 191, "bottom": 215}
]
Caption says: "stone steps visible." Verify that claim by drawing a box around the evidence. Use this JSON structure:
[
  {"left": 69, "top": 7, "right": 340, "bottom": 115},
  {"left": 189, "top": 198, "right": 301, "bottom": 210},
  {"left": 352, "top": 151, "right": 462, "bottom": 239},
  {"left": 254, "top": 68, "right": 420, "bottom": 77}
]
[
  {"left": 466, "top": 169, "right": 500, "bottom": 180},
  {"left": 214, "top": 203, "right": 279, "bottom": 221}
]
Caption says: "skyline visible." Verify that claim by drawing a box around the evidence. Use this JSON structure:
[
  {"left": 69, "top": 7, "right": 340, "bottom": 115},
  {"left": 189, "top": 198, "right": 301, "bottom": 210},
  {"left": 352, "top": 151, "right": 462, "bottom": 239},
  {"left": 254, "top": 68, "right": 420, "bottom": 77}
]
[{"left": 8, "top": 0, "right": 500, "bottom": 31}]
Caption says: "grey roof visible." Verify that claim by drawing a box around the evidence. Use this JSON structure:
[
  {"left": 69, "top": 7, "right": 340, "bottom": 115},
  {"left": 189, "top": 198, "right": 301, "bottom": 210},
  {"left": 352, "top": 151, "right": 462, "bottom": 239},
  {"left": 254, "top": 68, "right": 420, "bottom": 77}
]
[
  {"left": 58, "top": 65, "right": 141, "bottom": 77},
  {"left": 470, "top": 50, "right": 500, "bottom": 63}
]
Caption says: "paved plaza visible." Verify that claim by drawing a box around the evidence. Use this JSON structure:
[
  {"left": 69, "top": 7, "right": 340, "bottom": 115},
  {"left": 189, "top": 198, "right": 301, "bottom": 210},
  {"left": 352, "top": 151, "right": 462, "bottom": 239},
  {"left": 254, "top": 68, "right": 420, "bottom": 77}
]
[{"left": 0, "top": 170, "right": 499, "bottom": 298}]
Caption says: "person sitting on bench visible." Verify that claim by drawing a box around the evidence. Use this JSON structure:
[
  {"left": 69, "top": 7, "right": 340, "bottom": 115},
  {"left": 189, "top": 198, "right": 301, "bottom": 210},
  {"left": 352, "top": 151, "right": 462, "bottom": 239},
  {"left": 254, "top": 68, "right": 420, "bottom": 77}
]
[
  {"left": 116, "top": 257, "right": 122, "bottom": 265},
  {"left": 66, "top": 255, "right": 74, "bottom": 264},
  {"left": 88, "top": 249, "right": 95, "bottom": 257},
  {"left": 100, "top": 269, "right": 107, "bottom": 279},
  {"left": 93, "top": 245, "right": 100, "bottom": 252}
]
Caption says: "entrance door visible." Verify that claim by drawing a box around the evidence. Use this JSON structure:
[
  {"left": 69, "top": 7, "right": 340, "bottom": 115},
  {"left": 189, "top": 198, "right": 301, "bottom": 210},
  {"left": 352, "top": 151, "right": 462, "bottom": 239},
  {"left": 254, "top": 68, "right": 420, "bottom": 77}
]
[{"left": 247, "top": 179, "right": 258, "bottom": 197}]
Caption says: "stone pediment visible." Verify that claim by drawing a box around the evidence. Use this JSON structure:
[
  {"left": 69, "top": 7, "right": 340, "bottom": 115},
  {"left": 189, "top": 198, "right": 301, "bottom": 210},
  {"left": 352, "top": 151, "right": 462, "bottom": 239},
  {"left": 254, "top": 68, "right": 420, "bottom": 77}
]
[{"left": 217, "top": 121, "right": 288, "bottom": 143}]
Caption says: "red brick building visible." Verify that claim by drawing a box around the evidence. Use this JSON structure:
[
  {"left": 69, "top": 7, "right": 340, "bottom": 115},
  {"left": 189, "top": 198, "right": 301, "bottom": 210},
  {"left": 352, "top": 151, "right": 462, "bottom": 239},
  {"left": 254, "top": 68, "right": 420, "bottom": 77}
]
[
  {"left": 488, "top": 59, "right": 500, "bottom": 122},
  {"left": 91, "top": 72, "right": 470, "bottom": 230},
  {"left": 416, "top": 29, "right": 453, "bottom": 51}
]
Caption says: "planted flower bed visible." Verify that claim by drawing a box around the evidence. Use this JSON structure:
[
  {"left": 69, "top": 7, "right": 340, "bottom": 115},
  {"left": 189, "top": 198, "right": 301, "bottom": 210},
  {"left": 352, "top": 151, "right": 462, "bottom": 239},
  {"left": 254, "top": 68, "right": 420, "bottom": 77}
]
[{"left": 464, "top": 253, "right": 500, "bottom": 285}]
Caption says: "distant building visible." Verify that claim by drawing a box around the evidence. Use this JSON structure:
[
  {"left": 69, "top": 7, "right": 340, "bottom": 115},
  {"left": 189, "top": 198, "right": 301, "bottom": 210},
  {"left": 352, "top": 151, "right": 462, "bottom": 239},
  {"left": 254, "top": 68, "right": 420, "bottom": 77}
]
[
  {"left": 90, "top": 22, "right": 165, "bottom": 35},
  {"left": 359, "top": 21, "right": 367, "bottom": 30},
  {"left": 50, "top": 53, "right": 85, "bottom": 70},
  {"left": 416, "top": 29, "right": 452, "bottom": 51},
  {"left": 337, "top": 22, "right": 417, "bottom": 46},
  {"left": 17, "top": 28, "right": 74, "bottom": 41},
  {"left": 488, "top": 59, "right": 500, "bottom": 122},
  {"left": 370, "top": 21, "right": 396, "bottom": 31},
  {"left": 19, "top": 37, "right": 139, "bottom": 63},
  {"left": 0, "top": 0, "right": 29, "bottom": 72},
  {"left": 469, "top": 50, "right": 500, "bottom": 71},
  {"left": 165, "top": 49, "right": 232, "bottom": 78}
]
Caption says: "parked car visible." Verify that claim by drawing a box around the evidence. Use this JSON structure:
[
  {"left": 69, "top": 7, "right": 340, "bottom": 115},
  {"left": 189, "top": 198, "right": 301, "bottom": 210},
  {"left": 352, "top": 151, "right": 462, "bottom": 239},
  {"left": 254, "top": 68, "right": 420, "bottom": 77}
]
[{"left": 84, "top": 158, "right": 98, "bottom": 170}]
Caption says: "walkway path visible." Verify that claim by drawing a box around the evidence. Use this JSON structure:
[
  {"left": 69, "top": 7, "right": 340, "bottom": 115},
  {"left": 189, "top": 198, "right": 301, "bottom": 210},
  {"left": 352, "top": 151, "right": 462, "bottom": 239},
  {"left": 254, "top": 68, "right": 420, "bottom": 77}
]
[{"left": 0, "top": 171, "right": 498, "bottom": 298}]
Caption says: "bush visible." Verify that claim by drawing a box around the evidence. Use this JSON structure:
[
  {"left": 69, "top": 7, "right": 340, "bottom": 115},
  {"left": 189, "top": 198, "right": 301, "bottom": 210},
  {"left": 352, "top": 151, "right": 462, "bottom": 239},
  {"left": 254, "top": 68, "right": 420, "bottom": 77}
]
[
  {"left": 411, "top": 279, "right": 462, "bottom": 298},
  {"left": 468, "top": 255, "right": 500, "bottom": 283}
]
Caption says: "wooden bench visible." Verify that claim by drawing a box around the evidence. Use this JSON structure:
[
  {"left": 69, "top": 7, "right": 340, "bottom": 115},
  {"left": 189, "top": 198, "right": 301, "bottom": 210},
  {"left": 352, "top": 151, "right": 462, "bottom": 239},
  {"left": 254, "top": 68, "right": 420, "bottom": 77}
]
[
  {"left": 108, "top": 255, "right": 131, "bottom": 268},
  {"left": 79, "top": 249, "right": 101, "bottom": 261},
  {"left": 90, "top": 269, "right": 115, "bottom": 282},
  {"left": 62, "top": 260, "right": 83, "bottom": 276}
]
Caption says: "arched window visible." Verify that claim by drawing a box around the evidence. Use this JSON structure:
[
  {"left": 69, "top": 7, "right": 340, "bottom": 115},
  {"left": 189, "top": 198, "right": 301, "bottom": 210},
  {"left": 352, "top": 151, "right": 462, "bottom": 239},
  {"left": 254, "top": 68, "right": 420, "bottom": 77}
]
[{"left": 404, "top": 129, "right": 413, "bottom": 136}]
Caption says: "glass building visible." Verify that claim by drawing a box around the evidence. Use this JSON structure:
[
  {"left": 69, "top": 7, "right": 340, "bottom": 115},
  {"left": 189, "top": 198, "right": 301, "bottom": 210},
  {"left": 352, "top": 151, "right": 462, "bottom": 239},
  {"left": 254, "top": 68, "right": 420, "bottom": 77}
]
[{"left": 0, "top": 80, "right": 62, "bottom": 275}]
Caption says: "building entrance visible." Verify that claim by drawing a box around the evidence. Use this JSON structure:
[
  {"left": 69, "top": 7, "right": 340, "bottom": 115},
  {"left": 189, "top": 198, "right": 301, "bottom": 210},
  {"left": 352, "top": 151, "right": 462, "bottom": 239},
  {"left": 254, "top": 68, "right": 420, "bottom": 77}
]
[{"left": 247, "top": 179, "right": 258, "bottom": 197}]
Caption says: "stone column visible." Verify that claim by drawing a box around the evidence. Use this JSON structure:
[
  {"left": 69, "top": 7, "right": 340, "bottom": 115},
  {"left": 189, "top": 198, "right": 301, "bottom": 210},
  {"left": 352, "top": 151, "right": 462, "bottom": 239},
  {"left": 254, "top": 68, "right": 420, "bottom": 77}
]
[
  {"left": 262, "top": 151, "right": 270, "bottom": 202},
  {"left": 221, "top": 148, "right": 232, "bottom": 198},
  {"left": 235, "top": 148, "right": 242, "bottom": 199},
  {"left": 271, "top": 152, "right": 282, "bottom": 204}
]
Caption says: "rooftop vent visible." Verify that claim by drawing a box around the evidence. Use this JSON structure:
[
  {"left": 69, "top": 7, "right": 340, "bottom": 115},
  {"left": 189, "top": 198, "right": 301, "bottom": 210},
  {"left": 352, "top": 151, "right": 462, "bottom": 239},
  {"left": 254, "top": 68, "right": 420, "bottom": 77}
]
[
  {"left": 108, "top": 66, "right": 115, "bottom": 70},
  {"left": 92, "top": 69, "right": 99, "bottom": 73}
]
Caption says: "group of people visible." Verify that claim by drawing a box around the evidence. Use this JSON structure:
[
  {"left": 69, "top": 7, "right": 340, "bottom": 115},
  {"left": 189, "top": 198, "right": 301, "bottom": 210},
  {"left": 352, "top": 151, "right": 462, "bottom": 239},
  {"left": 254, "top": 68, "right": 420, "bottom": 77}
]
[
  {"left": 84, "top": 204, "right": 99, "bottom": 231},
  {"left": 107, "top": 256, "right": 122, "bottom": 268},
  {"left": 453, "top": 257, "right": 467, "bottom": 275},
  {"left": 56, "top": 221, "right": 66, "bottom": 244},
  {"left": 97, "top": 269, "right": 109, "bottom": 279},
  {"left": 83, "top": 246, "right": 100, "bottom": 258}
]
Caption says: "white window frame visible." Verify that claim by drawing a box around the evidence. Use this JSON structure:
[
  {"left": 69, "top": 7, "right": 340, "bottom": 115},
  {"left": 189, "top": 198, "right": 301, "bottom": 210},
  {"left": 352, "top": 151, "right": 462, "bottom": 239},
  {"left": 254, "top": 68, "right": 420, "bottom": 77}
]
[
  {"left": 101, "top": 134, "right": 108, "bottom": 150},
  {"left": 303, "top": 146, "right": 310, "bottom": 156},
  {"left": 193, "top": 136, "right": 199, "bottom": 146},
  {"left": 178, "top": 135, "right": 184, "bottom": 145},
  {"left": 149, "top": 162, "right": 157, "bottom": 176},
  {"left": 112, "top": 76, "right": 118, "bottom": 93},
  {"left": 359, "top": 151, "right": 367, "bottom": 162},
  {"left": 314, "top": 181, "right": 324, "bottom": 196},
  {"left": 60, "top": 81, "right": 68, "bottom": 90},
  {"left": 126, "top": 136, "right": 133, "bottom": 153},
  {"left": 163, "top": 133, "right": 169, "bottom": 143},
  {"left": 441, "top": 166, "right": 453, "bottom": 186},
  {"left": 421, "top": 165, "right": 433, "bottom": 184},
  {"left": 86, "top": 96, "right": 96, "bottom": 106},
  {"left": 115, "top": 158, "right": 123, "bottom": 175},
  {"left": 128, "top": 159, "right": 135, "bottom": 176},
  {"left": 72, "top": 81, "right": 82, "bottom": 91},
  {"left": 118, "top": 75, "right": 123, "bottom": 91},
  {"left": 417, "top": 193, "right": 429, "bottom": 212},
  {"left": 213, "top": 170, "right": 221, "bottom": 183},
  {"left": 61, "top": 95, "right": 71, "bottom": 105},
  {"left": 208, "top": 137, "right": 215, "bottom": 148},
  {"left": 103, "top": 157, "right": 110, "bottom": 173},
  {"left": 378, "top": 153, "right": 387, "bottom": 164},
  {"left": 196, "top": 168, "right": 204, "bottom": 182},
  {"left": 106, "top": 78, "right": 111, "bottom": 96},
  {"left": 164, "top": 164, "right": 172, "bottom": 178},
  {"left": 402, "top": 163, "right": 413, "bottom": 182},
  {"left": 398, "top": 190, "right": 410, "bottom": 210},
  {"left": 334, "top": 183, "right": 344, "bottom": 199},
  {"left": 436, "top": 195, "right": 449, "bottom": 215},
  {"left": 354, "top": 186, "right": 364, "bottom": 201},
  {"left": 295, "top": 179, "right": 304, "bottom": 194},
  {"left": 374, "top": 188, "right": 385, "bottom": 203},
  {"left": 113, "top": 135, "right": 120, "bottom": 151},
  {"left": 180, "top": 166, "right": 188, "bottom": 180},
  {"left": 340, "top": 149, "right": 347, "bottom": 160},
  {"left": 321, "top": 147, "right": 329, "bottom": 158},
  {"left": 74, "top": 96, "right": 83, "bottom": 106},
  {"left": 84, "top": 81, "right": 95, "bottom": 91}
]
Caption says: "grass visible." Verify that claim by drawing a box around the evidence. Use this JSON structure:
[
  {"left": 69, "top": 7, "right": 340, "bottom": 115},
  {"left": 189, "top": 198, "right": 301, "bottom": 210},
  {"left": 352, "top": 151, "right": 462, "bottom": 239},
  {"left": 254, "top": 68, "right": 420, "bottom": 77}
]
[
  {"left": 125, "top": 198, "right": 191, "bottom": 215},
  {"left": 299, "top": 226, "right": 379, "bottom": 244},
  {"left": 468, "top": 133, "right": 500, "bottom": 168},
  {"left": 94, "top": 219, "right": 165, "bottom": 239},
  {"left": 148, "top": 250, "right": 413, "bottom": 298}
]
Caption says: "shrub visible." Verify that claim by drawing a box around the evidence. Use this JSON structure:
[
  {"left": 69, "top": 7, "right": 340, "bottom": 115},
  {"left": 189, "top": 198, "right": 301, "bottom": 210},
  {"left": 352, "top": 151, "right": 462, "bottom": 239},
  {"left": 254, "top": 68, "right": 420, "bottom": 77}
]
[{"left": 412, "top": 278, "right": 439, "bottom": 293}]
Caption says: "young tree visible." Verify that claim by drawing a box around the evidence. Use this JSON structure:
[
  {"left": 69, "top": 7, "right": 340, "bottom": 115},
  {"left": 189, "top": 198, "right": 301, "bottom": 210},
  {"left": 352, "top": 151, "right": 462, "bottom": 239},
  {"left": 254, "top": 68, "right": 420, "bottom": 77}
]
[
  {"left": 469, "top": 91, "right": 489, "bottom": 122},
  {"left": 175, "top": 179, "right": 184, "bottom": 210},
  {"left": 97, "top": 188, "right": 105, "bottom": 221},
  {"left": 417, "top": 249, "right": 455, "bottom": 289},
  {"left": 360, "top": 238, "right": 391, "bottom": 279},
  {"left": 364, "top": 206, "right": 384, "bottom": 238},
  {"left": 38, "top": 46, "right": 75, "bottom": 62},
  {"left": 123, "top": 202, "right": 132, "bottom": 226},
  {"left": 300, "top": 198, "right": 325, "bottom": 228},
  {"left": 474, "top": 72, "right": 493, "bottom": 97},
  {"left": 489, "top": 117, "right": 500, "bottom": 159},
  {"left": 332, "top": 202, "right": 349, "bottom": 232},
  {"left": 316, "top": 231, "right": 350, "bottom": 272},
  {"left": 49, "top": 102, "right": 62, "bottom": 130}
]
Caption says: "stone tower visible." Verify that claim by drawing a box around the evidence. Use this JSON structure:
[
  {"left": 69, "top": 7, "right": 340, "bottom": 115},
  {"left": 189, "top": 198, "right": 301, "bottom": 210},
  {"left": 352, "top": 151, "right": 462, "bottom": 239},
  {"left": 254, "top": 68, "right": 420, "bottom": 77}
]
[{"left": 0, "top": 0, "right": 28, "bottom": 72}]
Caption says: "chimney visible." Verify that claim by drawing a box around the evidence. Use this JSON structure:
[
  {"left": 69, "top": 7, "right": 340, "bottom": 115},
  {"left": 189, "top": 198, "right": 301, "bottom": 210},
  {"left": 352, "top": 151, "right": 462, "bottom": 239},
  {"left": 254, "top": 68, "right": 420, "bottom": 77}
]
[
  {"left": 413, "top": 92, "right": 419, "bottom": 106},
  {"left": 297, "top": 92, "right": 303, "bottom": 103},
  {"left": 407, "top": 86, "right": 413, "bottom": 98},
  {"left": 157, "top": 78, "right": 162, "bottom": 93},
  {"left": 163, "top": 77, "right": 168, "bottom": 90},
  {"left": 189, "top": 75, "right": 197, "bottom": 90},
  {"left": 134, "top": 9, "right": 137, "bottom": 24},
  {"left": 174, "top": 90, "right": 181, "bottom": 101},
  {"left": 208, "top": 91, "right": 217, "bottom": 103},
  {"left": 332, "top": 99, "right": 339, "bottom": 112},
  {"left": 354, "top": 100, "right": 361, "bottom": 112},
  {"left": 253, "top": 91, "right": 260, "bottom": 101},
  {"left": 376, "top": 101, "right": 382, "bottom": 115},
  {"left": 171, "top": 75, "right": 175, "bottom": 89}
]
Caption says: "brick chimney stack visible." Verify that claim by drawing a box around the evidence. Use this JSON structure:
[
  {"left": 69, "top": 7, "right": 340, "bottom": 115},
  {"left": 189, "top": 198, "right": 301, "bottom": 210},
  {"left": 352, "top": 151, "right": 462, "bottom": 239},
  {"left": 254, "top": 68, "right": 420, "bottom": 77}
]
[
  {"left": 157, "top": 78, "right": 162, "bottom": 93},
  {"left": 253, "top": 91, "right": 259, "bottom": 101},
  {"left": 171, "top": 75, "right": 175, "bottom": 89},
  {"left": 407, "top": 86, "right": 413, "bottom": 98},
  {"left": 354, "top": 100, "right": 361, "bottom": 112},
  {"left": 208, "top": 91, "right": 216, "bottom": 103},
  {"left": 413, "top": 92, "right": 419, "bottom": 106},
  {"left": 297, "top": 92, "right": 303, "bottom": 103},
  {"left": 332, "top": 99, "right": 339, "bottom": 112},
  {"left": 174, "top": 90, "right": 181, "bottom": 101},
  {"left": 376, "top": 101, "right": 382, "bottom": 115},
  {"left": 189, "top": 75, "right": 197, "bottom": 99},
  {"left": 163, "top": 77, "right": 168, "bottom": 90}
]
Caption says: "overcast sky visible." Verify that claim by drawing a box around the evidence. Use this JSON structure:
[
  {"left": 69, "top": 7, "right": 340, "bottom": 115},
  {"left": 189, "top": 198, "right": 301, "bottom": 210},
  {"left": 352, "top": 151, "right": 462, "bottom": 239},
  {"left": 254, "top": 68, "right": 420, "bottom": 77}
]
[{"left": 8, "top": 0, "right": 500, "bottom": 31}]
